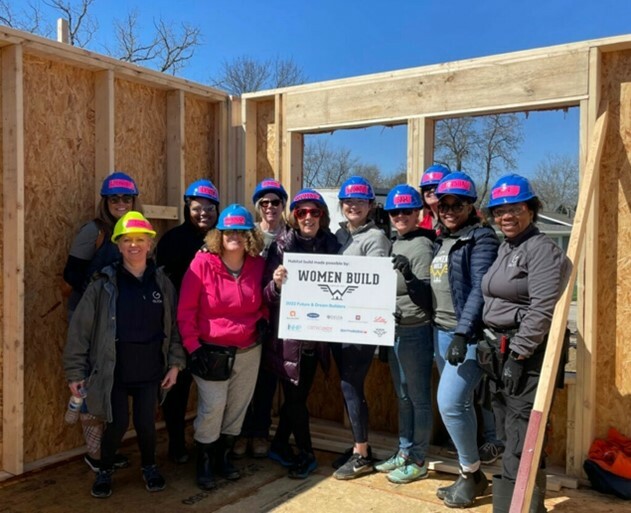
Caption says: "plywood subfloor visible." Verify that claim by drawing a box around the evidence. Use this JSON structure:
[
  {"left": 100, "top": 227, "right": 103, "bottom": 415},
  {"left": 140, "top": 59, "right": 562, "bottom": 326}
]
[{"left": 0, "top": 429, "right": 627, "bottom": 513}]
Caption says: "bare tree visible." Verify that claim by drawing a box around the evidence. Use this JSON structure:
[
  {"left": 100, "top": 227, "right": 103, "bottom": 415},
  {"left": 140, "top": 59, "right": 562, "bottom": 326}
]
[
  {"left": 435, "top": 117, "right": 476, "bottom": 170},
  {"left": 0, "top": 0, "right": 50, "bottom": 35},
  {"left": 303, "top": 139, "right": 359, "bottom": 188},
  {"left": 44, "top": 0, "right": 97, "bottom": 46},
  {"left": 530, "top": 153, "right": 578, "bottom": 216},
  {"left": 212, "top": 55, "right": 307, "bottom": 95}
]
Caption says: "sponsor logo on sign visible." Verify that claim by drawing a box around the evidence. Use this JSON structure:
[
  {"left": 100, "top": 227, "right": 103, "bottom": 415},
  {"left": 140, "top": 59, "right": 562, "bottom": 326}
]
[
  {"left": 318, "top": 284, "right": 358, "bottom": 301},
  {"left": 327, "top": 314, "right": 343, "bottom": 321},
  {"left": 308, "top": 325, "right": 333, "bottom": 333},
  {"left": 307, "top": 312, "right": 320, "bottom": 319},
  {"left": 287, "top": 324, "right": 302, "bottom": 332},
  {"left": 340, "top": 328, "right": 367, "bottom": 334},
  {"left": 355, "top": 315, "right": 361, "bottom": 321},
  {"left": 373, "top": 328, "right": 387, "bottom": 337},
  {"left": 374, "top": 316, "right": 387, "bottom": 324}
]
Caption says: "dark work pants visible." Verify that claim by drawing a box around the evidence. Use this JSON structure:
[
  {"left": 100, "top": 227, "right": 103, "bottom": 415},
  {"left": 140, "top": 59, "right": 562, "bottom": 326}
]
[
  {"left": 101, "top": 380, "right": 159, "bottom": 469},
  {"left": 331, "top": 343, "right": 375, "bottom": 444},
  {"left": 162, "top": 368, "right": 193, "bottom": 452},
  {"left": 240, "top": 366, "right": 278, "bottom": 439},
  {"left": 272, "top": 352, "right": 318, "bottom": 453},
  {"left": 496, "top": 350, "right": 545, "bottom": 481}
]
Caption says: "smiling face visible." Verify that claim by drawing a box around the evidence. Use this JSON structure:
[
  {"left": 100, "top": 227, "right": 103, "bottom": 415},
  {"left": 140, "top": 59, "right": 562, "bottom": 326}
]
[
  {"left": 117, "top": 234, "right": 152, "bottom": 265},
  {"left": 107, "top": 194, "right": 134, "bottom": 219},
  {"left": 422, "top": 186, "right": 439, "bottom": 210},
  {"left": 259, "top": 193, "right": 284, "bottom": 228},
  {"left": 491, "top": 202, "right": 533, "bottom": 239},
  {"left": 293, "top": 201, "right": 321, "bottom": 238},
  {"left": 221, "top": 229, "right": 246, "bottom": 254},
  {"left": 341, "top": 199, "right": 371, "bottom": 228},
  {"left": 438, "top": 195, "right": 474, "bottom": 232},
  {"left": 389, "top": 208, "right": 421, "bottom": 235},
  {"left": 189, "top": 197, "right": 217, "bottom": 231}
]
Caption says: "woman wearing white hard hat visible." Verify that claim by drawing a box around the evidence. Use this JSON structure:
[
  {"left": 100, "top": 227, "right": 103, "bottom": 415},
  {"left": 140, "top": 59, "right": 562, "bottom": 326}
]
[{"left": 64, "top": 211, "right": 185, "bottom": 499}]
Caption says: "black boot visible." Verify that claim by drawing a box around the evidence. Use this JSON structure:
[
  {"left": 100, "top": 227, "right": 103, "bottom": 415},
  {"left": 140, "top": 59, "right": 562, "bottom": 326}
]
[
  {"left": 444, "top": 468, "right": 489, "bottom": 508},
  {"left": 492, "top": 472, "right": 547, "bottom": 513},
  {"left": 531, "top": 471, "right": 547, "bottom": 513},
  {"left": 437, "top": 481, "right": 456, "bottom": 500},
  {"left": 196, "top": 442, "right": 216, "bottom": 491},
  {"left": 215, "top": 435, "right": 240, "bottom": 481}
]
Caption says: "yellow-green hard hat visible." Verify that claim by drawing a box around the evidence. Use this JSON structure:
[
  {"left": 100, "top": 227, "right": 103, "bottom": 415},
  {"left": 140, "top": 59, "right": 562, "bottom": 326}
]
[{"left": 112, "top": 211, "right": 157, "bottom": 242}]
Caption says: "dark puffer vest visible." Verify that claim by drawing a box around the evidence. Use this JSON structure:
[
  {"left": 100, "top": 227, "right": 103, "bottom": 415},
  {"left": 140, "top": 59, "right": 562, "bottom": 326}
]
[{"left": 262, "top": 228, "right": 340, "bottom": 385}]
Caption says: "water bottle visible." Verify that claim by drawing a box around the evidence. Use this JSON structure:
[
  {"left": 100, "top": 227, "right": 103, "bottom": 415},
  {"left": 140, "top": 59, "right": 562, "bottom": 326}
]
[{"left": 64, "top": 388, "right": 87, "bottom": 424}]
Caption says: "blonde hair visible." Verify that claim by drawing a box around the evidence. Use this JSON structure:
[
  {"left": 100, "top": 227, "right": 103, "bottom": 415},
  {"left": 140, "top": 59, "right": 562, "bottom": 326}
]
[
  {"left": 204, "top": 228, "right": 264, "bottom": 257},
  {"left": 254, "top": 194, "right": 287, "bottom": 223},
  {"left": 96, "top": 196, "right": 143, "bottom": 239}
]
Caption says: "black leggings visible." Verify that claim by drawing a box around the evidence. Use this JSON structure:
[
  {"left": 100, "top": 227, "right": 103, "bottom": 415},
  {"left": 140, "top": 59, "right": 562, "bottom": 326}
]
[
  {"left": 331, "top": 344, "right": 375, "bottom": 444},
  {"left": 162, "top": 368, "right": 193, "bottom": 451},
  {"left": 101, "top": 380, "right": 159, "bottom": 469}
]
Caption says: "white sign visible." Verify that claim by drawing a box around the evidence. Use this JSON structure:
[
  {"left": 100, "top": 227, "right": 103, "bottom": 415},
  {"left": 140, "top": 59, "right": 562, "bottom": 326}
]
[{"left": 277, "top": 253, "right": 397, "bottom": 346}]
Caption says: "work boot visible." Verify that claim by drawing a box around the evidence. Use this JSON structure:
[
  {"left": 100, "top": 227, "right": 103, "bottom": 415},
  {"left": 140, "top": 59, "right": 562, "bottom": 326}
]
[
  {"left": 492, "top": 472, "right": 547, "bottom": 513},
  {"left": 443, "top": 467, "right": 489, "bottom": 508},
  {"left": 195, "top": 441, "right": 216, "bottom": 491},
  {"left": 215, "top": 434, "right": 240, "bottom": 480}
]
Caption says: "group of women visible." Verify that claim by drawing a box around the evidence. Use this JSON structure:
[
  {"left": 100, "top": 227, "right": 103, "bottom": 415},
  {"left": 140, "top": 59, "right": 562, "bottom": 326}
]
[{"left": 62, "top": 167, "right": 571, "bottom": 513}]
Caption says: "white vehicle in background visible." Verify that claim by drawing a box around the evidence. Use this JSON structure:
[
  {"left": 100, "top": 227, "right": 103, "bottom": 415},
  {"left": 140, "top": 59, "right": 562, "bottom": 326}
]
[{"left": 315, "top": 187, "right": 391, "bottom": 235}]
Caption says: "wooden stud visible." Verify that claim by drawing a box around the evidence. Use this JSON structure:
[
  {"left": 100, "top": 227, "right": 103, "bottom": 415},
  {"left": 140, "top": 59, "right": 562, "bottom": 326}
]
[
  {"left": 407, "top": 117, "right": 434, "bottom": 186},
  {"left": 215, "top": 100, "right": 231, "bottom": 204},
  {"left": 166, "top": 90, "right": 185, "bottom": 222},
  {"left": 56, "top": 19, "right": 69, "bottom": 44},
  {"left": 229, "top": 96, "right": 245, "bottom": 205},
  {"left": 274, "top": 93, "right": 283, "bottom": 177},
  {"left": 282, "top": 129, "right": 303, "bottom": 203},
  {"left": 511, "top": 108, "right": 608, "bottom": 513},
  {"left": 94, "top": 70, "right": 115, "bottom": 206},
  {"left": 2, "top": 43, "right": 25, "bottom": 476},
  {"left": 142, "top": 205, "right": 179, "bottom": 220},
  {"left": 243, "top": 98, "right": 259, "bottom": 207}
]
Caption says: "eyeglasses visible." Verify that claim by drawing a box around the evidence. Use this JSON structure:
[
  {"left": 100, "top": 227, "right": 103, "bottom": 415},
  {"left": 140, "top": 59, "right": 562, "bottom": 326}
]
[
  {"left": 438, "top": 202, "right": 466, "bottom": 214},
  {"left": 222, "top": 229, "right": 245, "bottom": 237},
  {"left": 492, "top": 205, "right": 527, "bottom": 218},
  {"left": 342, "top": 199, "right": 369, "bottom": 207},
  {"left": 295, "top": 208, "right": 322, "bottom": 220},
  {"left": 388, "top": 208, "right": 415, "bottom": 217},
  {"left": 190, "top": 205, "right": 216, "bottom": 214},
  {"left": 260, "top": 199, "right": 282, "bottom": 208},
  {"left": 108, "top": 195, "right": 134, "bottom": 205}
]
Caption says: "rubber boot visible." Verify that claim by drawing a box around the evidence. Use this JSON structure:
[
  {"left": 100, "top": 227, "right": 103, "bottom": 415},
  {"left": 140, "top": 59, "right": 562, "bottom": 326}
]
[
  {"left": 215, "top": 434, "right": 240, "bottom": 480},
  {"left": 444, "top": 468, "right": 489, "bottom": 508},
  {"left": 437, "top": 480, "right": 456, "bottom": 500},
  {"left": 492, "top": 472, "right": 547, "bottom": 513},
  {"left": 195, "top": 442, "right": 216, "bottom": 491}
]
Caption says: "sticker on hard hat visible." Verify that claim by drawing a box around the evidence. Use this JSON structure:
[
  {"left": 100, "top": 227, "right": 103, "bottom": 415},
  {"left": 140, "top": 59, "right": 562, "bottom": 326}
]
[
  {"left": 294, "top": 192, "right": 320, "bottom": 202},
  {"left": 439, "top": 179, "right": 472, "bottom": 192},
  {"left": 422, "top": 172, "right": 443, "bottom": 183},
  {"left": 492, "top": 185, "right": 521, "bottom": 198},
  {"left": 345, "top": 184, "right": 370, "bottom": 195},
  {"left": 108, "top": 179, "right": 136, "bottom": 191},
  {"left": 224, "top": 216, "right": 247, "bottom": 226},
  {"left": 262, "top": 180, "right": 281, "bottom": 188},
  {"left": 394, "top": 194, "right": 413, "bottom": 205},
  {"left": 198, "top": 185, "right": 218, "bottom": 199},
  {"left": 125, "top": 219, "right": 154, "bottom": 230}
]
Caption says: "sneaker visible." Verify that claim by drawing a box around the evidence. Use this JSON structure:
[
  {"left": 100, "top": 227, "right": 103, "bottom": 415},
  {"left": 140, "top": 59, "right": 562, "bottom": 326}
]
[
  {"left": 288, "top": 452, "right": 317, "bottom": 479},
  {"left": 251, "top": 437, "right": 270, "bottom": 458},
  {"left": 479, "top": 442, "right": 504, "bottom": 465},
  {"left": 268, "top": 445, "right": 295, "bottom": 467},
  {"left": 232, "top": 437, "right": 249, "bottom": 459},
  {"left": 375, "top": 451, "right": 407, "bottom": 473},
  {"left": 331, "top": 447, "right": 353, "bottom": 469},
  {"left": 91, "top": 469, "right": 113, "bottom": 498},
  {"left": 142, "top": 464, "right": 166, "bottom": 492},
  {"left": 84, "top": 453, "right": 129, "bottom": 472},
  {"left": 333, "top": 453, "right": 373, "bottom": 480},
  {"left": 387, "top": 460, "right": 429, "bottom": 484}
]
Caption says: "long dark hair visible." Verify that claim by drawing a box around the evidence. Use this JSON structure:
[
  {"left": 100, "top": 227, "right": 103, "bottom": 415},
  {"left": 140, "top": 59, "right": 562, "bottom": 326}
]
[{"left": 435, "top": 199, "right": 483, "bottom": 236}]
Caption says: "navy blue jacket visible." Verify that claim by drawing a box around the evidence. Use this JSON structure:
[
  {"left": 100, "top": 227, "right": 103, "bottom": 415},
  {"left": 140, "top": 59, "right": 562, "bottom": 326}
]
[{"left": 433, "top": 223, "right": 499, "bottom": 340}]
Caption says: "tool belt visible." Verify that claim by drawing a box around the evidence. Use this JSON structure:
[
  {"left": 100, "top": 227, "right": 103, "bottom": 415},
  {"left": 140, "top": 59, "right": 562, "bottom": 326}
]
[{"left": 477, "top": 328, "right": 517, "bottom": 382}]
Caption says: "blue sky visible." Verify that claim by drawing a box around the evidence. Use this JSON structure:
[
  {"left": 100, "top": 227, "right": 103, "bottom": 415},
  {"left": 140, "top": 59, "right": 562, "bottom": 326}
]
[{"left": 11, "top": 0, "right": 631, "bottom": 177}]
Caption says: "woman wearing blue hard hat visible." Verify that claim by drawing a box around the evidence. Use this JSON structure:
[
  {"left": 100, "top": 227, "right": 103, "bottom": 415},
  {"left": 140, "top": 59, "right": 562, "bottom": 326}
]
[
  {"left": 252, "top": 178, "right": 288, "bottom": 257},
  {"left": 332, "top": 176, "right": 391, "bottom": 480},
  {"left": 178, "top": 204, "right": 268, "bottom": 491},
  {"left": 419, "top": 164, "right": 450, "bottom": 231},
  {"left": 374, "top": 184, "right": 435, "bottom": 484},
  {"left": 481, "top": 174, "right": 571, "bottom": 513},
  {"left": 262, "top": 189, "right": 340, "bottom": 478},
  {"left": 156, "top": 178, "right": 220, "bottom": 464},
  {"left": 62, "top": 171, "right": 141, "bottom": 473},
  {"left": 431, "top": 171, "right": 499, "bottom": 508}
]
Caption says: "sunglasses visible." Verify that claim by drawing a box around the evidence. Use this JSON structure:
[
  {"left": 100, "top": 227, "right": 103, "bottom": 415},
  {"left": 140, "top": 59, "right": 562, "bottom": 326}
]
[
  {"left": 222, "top": 229, "right": 245, "bottom": 237},
  {"left": 190, "top": 205, "right": 217, "bottom": 214},
  {"left": 295, "top": 208, "right": 322, "bottom": 220},
  {"left": 492, "top": 205, "right": 527, "bottom": 218},
  {"left": 438, "top": 202, "right": 467, "bottom": 214},
  {"left": 422, "top": 187, "right": 437, "bottom": 197},
  {"left": 260, "top": 199, "right": 282, "bottom": 208},
  {"left": 108, "top": 195, "right": 134, "bottom": 205},
  {"left": 388, "top": 208, "right": 415, "bottom": 217}
]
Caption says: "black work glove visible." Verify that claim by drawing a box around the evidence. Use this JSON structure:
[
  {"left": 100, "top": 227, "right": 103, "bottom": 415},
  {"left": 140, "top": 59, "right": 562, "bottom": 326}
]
[
  {"left": 255, "top": 318, "right": 271, "bottom": 345},
  {"left": 392, "top": 254, "right": 414, "bottom": 281},
  {"left": 502, "top": 356, "right": 525, "bottom": 395},
  {"left": 189, "top": 347, "right": 209, "bottom": 378},
  {"left": 393, "top": 307, "right": 402, "bottom": 325},
  {"left": 446, "top": 334, "right": 468, "bottom": 366}
]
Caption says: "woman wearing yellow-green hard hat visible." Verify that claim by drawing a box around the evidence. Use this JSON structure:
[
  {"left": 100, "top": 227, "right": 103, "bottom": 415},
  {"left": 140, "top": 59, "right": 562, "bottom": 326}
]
[{"left": 64, "top": 211, "right": 186, "bottom": 499}]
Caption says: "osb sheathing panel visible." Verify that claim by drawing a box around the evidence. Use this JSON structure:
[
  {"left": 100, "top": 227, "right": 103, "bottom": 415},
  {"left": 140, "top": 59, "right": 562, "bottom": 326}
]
[
  {"left": 184, "top": 96, "right": 217, "bottom": 185},
  {"left": 595, "top": 50, "right": 631, "bottom": 438},
  {"left": 114, "top": 79, "right": 169, "bottom": 236},
  {"left": 0, "top": 66, "right": 4, "bottom": 463},
  {"left": 22, "top": 54, "right": 96, "bottom": 462},
  {"left": 257, "top": 100, "right": 275, "bottom": 180}
]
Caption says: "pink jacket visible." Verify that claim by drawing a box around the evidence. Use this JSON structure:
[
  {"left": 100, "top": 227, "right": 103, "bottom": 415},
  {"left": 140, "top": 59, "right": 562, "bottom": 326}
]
[{"left": 177, "top": 252, "right": 267, "bottom": 353}]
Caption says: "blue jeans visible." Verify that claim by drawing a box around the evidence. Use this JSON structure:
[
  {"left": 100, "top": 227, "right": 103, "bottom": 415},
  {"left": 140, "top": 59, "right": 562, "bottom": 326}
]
[
  {"left": 434, "top": 327, "right": 483, "bottom": 467},
  {"left": 387, "top": 324, "right": 434, "bottom": 464}
]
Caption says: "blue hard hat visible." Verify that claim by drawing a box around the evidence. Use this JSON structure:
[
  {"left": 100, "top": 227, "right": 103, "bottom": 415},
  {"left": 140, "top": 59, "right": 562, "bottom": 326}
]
[
  {"left": 289, "top": 188, "right": 327, "bottom": 211},
  {"left": 184, "top": 179, "right": 219, "bottom": 204},
  {"left": 435, "top": 171, "right": 478, "bottom": 202},
  {"left": 487, "top": 174, "right": 537, "bottom": 208},
  {"left": 252, "top": 179, "right": 288, "bottom": 205},
  {"left": 216, "top": 204, "right": 255, "bottom": 230},
  {"left": 384, "top": 184, "right": 423, "bottom": 211},
  {"left": 100, "top": 172, "right": 139, "bottom": 196},
  {"left": 419, "top": 164, "right": 450, "bottom": 188},
  {"left": 338, "top": 176, "right": 375, "bottom": 200}
]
